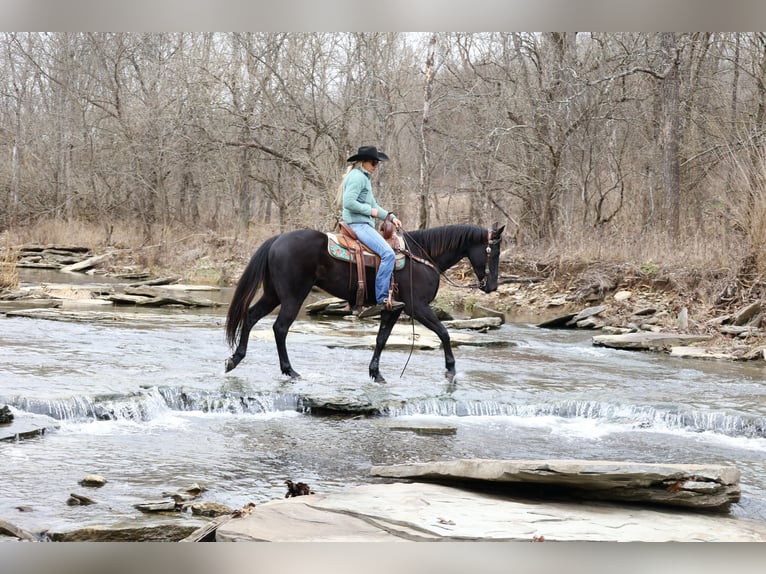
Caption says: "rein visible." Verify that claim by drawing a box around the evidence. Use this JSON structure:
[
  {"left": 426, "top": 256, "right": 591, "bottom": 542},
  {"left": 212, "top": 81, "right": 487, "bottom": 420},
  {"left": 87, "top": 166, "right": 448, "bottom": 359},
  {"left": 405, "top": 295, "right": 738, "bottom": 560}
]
[{"left": 395, "top": 225, "right": 499, "bottom": 379}]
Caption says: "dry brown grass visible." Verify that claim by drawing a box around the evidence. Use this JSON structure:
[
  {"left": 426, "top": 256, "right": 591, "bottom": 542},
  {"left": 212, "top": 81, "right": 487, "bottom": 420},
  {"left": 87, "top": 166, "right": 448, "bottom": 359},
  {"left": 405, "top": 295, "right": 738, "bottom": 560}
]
[
  {"left": 7, "top": 219, "right": 282, "bottom": 287},
  {"left": 0, "top": 235, "right": 19, "bottom": 291},
  {"left": 2, "top": 213, "right": 755, "bottom": 313}
]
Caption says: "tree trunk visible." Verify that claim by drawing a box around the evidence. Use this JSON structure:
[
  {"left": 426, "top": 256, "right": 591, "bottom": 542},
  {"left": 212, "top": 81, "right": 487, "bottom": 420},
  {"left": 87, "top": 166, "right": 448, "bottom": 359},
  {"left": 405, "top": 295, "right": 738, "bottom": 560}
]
[
  {"left": 661, "top": 32, "right": 681, "bottom": 238},
  {"left": 418, "top": 33, "right": 437, "bottom": 229}
]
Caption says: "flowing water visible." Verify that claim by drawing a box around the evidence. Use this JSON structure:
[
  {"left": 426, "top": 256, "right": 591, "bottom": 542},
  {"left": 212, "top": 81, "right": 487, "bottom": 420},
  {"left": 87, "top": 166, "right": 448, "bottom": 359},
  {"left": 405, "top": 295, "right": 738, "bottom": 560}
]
[{"left": 2, "top": 270, "right": 766, "bottom": 536}]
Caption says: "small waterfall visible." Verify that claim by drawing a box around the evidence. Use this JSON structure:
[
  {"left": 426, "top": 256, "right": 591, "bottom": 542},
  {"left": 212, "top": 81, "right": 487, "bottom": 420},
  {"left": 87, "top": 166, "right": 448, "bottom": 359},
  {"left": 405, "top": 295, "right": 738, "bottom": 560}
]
[
  {"left": 4, "top": 389, "right": 764, "bottom": 440},
  {"left": 1, "top": 387, "right": 301, "bottom": 422},
  {"left": 384, "top": 397, "right": 766, "bottom": 439}
]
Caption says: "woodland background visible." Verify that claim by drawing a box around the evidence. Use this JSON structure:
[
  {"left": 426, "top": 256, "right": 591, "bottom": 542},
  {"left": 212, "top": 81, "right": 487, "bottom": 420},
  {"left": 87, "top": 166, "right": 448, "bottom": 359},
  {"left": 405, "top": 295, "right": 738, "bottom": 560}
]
[{"left": 3, "top": 32, "right": 766, "bottom": 286}]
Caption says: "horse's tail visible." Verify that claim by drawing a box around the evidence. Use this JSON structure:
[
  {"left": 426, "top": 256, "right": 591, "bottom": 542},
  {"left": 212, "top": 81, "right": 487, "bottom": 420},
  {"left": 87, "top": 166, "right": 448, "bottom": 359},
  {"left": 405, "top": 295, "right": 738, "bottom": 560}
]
[{"left": 225, "top": 235, "right": 279, "bottom": 349}]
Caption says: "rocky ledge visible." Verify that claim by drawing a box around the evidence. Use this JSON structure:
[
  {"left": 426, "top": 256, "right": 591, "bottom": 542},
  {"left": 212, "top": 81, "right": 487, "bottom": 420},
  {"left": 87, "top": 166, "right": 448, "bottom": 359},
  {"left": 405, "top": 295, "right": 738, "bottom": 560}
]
[
  {"left": 536, "top": 298, "right": 766, "bottom": 361},
  {"left": 215, "top": 458, "right": 766, "bottom": 542}
]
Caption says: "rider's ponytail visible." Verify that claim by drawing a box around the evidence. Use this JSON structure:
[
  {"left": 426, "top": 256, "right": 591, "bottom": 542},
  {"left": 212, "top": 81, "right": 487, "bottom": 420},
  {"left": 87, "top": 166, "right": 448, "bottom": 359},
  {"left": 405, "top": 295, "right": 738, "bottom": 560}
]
[{"left": 335, "top": 163, "right": 358, "bottom": 212}]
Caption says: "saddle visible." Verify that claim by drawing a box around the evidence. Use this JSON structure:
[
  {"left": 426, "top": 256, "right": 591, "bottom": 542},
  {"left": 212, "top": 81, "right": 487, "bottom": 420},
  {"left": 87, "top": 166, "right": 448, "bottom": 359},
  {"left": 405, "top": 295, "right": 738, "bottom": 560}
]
[{"left": 327, "top": 220, "right": 406, "bottom": 309}]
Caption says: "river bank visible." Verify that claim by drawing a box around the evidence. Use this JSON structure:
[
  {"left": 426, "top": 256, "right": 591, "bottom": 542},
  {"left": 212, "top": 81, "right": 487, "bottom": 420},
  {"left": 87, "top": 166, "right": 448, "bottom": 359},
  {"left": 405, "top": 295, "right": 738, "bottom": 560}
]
[
  {"left": 3, "top": 248, "right": 766, "bottom": 542},
  {"left": 5, "top": 240, "right": 764, "bottom": 363}
]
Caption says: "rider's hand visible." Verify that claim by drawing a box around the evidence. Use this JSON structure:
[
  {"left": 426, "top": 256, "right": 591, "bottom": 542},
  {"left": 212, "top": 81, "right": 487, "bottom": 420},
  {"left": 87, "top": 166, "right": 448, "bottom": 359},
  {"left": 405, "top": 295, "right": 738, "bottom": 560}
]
[{"left": 392, "top": 217, "right": 402, "bottom": 229}]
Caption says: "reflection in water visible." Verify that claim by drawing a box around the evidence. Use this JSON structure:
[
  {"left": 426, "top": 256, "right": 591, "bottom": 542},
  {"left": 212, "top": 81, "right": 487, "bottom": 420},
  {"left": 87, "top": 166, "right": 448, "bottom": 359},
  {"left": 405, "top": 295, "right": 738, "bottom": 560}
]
[{"left": 1, "top": 271, "right": 766, "bottom": 534}]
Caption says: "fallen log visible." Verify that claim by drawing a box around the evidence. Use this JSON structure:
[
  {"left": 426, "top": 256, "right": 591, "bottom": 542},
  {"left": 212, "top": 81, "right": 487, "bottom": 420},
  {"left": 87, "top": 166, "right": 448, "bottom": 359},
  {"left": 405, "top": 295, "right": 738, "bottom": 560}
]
[{"left": 61, "top": 253, "right": 111, "bottom": 273}]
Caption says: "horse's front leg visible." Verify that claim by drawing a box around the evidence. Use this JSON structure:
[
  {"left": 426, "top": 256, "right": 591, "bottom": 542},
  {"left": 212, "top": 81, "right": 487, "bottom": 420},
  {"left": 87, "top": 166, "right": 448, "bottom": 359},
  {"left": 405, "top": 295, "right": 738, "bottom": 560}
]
[
  {"left": 368, "top": 308, "right": 404, "bottom": 383},
  {"left": 411, "top": 306, "right": 456, "bottom": 382}
]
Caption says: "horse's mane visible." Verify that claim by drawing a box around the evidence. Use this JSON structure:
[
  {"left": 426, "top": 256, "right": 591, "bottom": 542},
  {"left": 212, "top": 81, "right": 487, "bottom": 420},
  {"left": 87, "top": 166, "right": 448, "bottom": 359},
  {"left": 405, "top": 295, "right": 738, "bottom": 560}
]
[{"left": 405, "top": 224, "right": 485, "bottom": 258}]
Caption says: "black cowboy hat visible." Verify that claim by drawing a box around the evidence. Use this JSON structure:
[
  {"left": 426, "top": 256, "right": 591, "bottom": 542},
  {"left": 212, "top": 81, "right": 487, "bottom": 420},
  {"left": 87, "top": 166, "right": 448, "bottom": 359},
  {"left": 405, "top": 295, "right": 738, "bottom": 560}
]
[{"left": 346, "top": 145, "right": 390, "bottom": 163}]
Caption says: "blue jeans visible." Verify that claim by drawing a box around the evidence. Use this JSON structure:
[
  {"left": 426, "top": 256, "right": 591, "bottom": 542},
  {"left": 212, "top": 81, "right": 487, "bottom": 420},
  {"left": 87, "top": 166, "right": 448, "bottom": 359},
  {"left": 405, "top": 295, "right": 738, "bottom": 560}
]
[{"left": 349, "top": 223, "right": 396, "bottom": 304}]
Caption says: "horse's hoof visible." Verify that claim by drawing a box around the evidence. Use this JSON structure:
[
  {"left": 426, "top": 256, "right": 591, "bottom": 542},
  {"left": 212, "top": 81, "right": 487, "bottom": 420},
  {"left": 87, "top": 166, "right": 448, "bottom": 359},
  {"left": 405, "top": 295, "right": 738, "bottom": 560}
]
[
  {"left": 225, "top": 358, "right": 237, "bottom": 373},
  {"left": 284, "top": 369, "right": 301, "bottom": 380},
  {"left": 445, "top": 370, "right": 456, "bottom": 383}
]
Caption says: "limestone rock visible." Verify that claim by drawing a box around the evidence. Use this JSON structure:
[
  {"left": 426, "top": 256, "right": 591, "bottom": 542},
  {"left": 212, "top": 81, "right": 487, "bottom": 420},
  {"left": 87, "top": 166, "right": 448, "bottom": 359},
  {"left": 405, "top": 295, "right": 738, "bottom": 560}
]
[
  {"left": 215, "top": 482, "right": 766, "bottom": 542},
  {"left": 0, "top": 411, "right": 57, "bottom": 442},
  {"left": 565, "top": 305, "right": 608, "bottom": 326},
  {"left": 614, "top": 290, "right": 632, "bottom": 302},
  {"left": 442, "top": 317, "right": 502, "bottom": 331},
  {"left": 470, "top": 304, "right": 505, "bottom": 323},
  {"left": 370, "top": 458, "right": 740, "bottom": 510},
  {"left": 592, "top": 332, "right": 712, "bottom": 351},
  {"left": 733, "top": 301, "right": 761, "bottom": 326}
]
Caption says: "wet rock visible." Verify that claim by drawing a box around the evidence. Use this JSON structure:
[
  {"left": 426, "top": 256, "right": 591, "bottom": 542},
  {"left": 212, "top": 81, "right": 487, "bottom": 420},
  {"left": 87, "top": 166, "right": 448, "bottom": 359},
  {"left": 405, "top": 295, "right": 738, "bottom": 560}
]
[
  {"left": 0, "top": 411, "right": 57, "bottom": 442},
  {"left": 67, "top": 493, "right": 97, "bottom": 506},
  {"left": 0, "top": 518, "right": 39, "bottom": 541},
  {"left": 163, "top": 483, "right": 207, "bottom": 501},
  {"left": 79, "top": 474, "right": 107, "bottom": 487},
  {"left": 134, "top": 499, "right": 179, "bottom": 513},
  {"left": 389, "top": 424, "right": 457, "bottom": 436},
  {"left": 284, "top": 480, "right": 315, "bottom": 498},
  {"left": 0, "top": 405, "right": 13, "bottom": 425},
  {"left": 188, "top": 501, "right": 234, "bottom": 517},
  {"left": 47, "top": 520, "right": 203, "bottom": 542},
  {"left": 300, "top": 396, "right": 381, "bottom": 416}
]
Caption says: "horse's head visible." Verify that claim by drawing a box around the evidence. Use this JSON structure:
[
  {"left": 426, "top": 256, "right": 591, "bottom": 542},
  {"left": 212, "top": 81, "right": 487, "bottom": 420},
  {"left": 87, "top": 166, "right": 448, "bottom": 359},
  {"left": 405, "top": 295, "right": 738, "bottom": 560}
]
[{"left": 468, "top": 223, "right": 505, "bottom": 293}]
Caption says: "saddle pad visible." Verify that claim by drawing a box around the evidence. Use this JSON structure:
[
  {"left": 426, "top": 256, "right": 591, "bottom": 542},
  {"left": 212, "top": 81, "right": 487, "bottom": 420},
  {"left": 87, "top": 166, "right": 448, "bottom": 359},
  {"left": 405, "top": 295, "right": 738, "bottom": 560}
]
[{"left": 327, "top": 233, "right": 406, "bottom": 270}]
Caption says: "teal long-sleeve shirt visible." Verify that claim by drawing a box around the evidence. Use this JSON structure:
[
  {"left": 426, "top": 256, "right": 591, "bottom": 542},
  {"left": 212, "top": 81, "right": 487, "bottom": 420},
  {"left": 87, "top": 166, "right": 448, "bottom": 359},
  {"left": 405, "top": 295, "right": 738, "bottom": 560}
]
[{"left": 341, "top": 167, "right": 389, "bottom": 227}]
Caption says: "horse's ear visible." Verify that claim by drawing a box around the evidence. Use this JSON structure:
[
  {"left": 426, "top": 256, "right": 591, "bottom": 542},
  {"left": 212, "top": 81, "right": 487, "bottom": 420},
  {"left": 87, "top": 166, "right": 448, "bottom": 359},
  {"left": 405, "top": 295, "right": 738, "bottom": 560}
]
[{"left": 493, "top": 223, "right": 505, "bottom": 236}]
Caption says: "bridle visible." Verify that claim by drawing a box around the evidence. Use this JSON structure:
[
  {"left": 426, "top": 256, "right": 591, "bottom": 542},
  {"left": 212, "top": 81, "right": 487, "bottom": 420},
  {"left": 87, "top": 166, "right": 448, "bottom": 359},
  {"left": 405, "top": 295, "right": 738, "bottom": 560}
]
[{"left": 478, "top": 229, "right": 502, "bottom": 291}]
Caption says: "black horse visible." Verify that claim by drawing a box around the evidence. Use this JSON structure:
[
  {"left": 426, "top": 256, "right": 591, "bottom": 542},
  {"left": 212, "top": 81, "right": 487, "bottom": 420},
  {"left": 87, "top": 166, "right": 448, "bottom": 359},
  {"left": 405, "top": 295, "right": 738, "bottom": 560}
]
[{"left": 225, "top": 223, "right": 505, "bottom": 383}]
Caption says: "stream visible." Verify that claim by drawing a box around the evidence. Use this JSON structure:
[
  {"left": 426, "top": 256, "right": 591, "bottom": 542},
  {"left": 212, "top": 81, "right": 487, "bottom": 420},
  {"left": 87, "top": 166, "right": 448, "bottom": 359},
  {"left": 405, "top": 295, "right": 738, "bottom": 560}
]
[{"left": 2, "top": 269, "right": 766, "bottom": 536}]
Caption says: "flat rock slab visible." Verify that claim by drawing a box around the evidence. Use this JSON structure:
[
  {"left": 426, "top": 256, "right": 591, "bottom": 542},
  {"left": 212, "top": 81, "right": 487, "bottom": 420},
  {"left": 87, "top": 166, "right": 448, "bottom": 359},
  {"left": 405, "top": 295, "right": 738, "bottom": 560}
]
[
  {"left": 370, "top": 459, "right": 740, "bottom": 510},
  {"left": 0, "top": 412, "right": 59, "bottom": 442},
  {"left": 215, "top": 482, "right": 766, "bottom": 542},
  {"left": 592, "top": 332, "right": 712, "bottom": 351},
  {"left": 670, "top": 346, "right": 766, "bottom": 361}
]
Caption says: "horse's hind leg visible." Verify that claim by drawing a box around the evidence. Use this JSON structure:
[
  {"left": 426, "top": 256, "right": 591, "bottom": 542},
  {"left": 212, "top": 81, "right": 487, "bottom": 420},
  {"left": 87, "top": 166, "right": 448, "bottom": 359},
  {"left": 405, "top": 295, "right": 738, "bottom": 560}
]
[
  {"left": 368, "top": 308, "right": 404, "bottom": 383},
  {"left": 225, "top": 294, "right": 279, "bottom": 372},
  {"left": 272, "top": 300, "right": 303, "bottom": 379}
]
